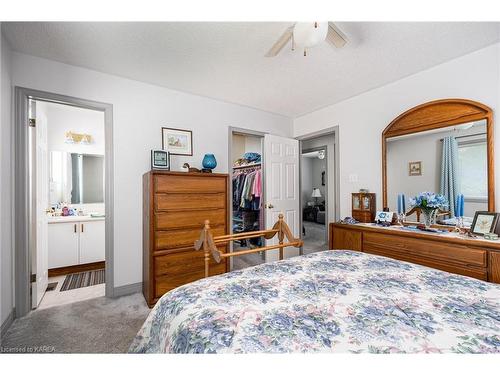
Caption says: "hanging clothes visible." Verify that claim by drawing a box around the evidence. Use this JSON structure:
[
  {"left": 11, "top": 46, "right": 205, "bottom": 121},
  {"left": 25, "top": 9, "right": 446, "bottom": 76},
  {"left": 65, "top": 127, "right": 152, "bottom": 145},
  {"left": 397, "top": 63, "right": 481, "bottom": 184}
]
[
  {"left": 252, "top": 169, "right": 262, "bottom": 198},
  {"left": 232, "top": 166, "right": 261, "bottom": 209},
  {"left": 232, "top": 162, "right": 263, "bottom": 246}
]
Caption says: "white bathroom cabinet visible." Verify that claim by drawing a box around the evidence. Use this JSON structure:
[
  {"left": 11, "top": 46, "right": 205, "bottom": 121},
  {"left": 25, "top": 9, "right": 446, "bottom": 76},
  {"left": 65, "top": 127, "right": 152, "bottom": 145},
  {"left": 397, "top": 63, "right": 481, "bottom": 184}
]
[{"left": 48, "top": 218, "right": 105, "bottom": 269}]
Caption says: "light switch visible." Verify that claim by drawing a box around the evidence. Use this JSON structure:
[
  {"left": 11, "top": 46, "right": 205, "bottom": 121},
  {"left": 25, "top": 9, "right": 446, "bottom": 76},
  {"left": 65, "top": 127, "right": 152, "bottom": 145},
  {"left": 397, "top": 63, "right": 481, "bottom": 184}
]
[{"left": 348, "top": 173, "right": 358, "bottom": 183}]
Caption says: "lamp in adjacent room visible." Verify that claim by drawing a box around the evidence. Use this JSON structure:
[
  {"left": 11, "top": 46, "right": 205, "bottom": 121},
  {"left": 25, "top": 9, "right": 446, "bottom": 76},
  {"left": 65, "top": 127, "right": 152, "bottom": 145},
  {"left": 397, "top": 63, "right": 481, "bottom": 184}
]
[{"left": 312, "top": 188, "right": 322, "bottom": 205}]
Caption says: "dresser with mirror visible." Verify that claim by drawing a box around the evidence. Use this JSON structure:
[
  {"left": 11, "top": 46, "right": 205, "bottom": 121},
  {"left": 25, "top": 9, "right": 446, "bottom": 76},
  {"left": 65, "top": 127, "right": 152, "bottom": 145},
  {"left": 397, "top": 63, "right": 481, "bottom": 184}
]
[{"left": 330, "top": 99, "right": 500, "bottom": 283}]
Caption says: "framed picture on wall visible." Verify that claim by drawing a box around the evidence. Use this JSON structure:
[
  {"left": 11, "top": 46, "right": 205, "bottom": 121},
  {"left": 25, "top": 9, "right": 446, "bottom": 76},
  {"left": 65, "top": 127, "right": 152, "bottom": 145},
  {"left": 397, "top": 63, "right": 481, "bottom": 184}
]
[
  {"left": 408, "top": 161, "right": 422, "bottom": 176},
  {"left": 470, "top": 211, "right": 499, "bottom": 235},
  {"left": 162, "top": 127, "right": 193, "bottom": 156}
]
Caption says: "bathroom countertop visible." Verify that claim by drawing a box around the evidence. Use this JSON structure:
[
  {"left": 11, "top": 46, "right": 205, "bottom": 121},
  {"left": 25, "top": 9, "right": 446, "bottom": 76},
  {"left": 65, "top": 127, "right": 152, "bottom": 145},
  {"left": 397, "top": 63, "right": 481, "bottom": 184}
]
[{"left": 47, "top": 215, "right": 105, "bottom": 224}]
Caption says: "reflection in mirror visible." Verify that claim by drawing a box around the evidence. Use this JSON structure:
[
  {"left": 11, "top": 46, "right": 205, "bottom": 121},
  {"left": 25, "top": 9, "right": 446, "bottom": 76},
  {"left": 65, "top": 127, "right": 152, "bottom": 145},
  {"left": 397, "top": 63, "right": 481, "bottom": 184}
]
[
  {"left": 49, "top": 151, "right": 105, "bottom": 205},
  {"left": 386, "top": 119, "right": 487, "bottom": 224}
]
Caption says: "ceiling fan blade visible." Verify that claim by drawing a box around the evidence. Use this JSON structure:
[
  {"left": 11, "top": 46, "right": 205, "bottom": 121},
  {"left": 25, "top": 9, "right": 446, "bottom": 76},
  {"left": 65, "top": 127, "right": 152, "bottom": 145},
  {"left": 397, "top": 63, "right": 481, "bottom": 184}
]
[
  {"left": 326, "top": 22, "right": 348, "bottom": 48},
  {"left": 265, "top": 26, "right": 294, "bottom": 57}
]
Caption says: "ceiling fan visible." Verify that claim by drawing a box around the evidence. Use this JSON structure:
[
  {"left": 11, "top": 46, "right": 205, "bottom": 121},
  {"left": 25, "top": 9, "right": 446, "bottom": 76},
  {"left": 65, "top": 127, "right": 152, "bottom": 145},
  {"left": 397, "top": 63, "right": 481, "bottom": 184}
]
[{"left": 265, "top": 22, "right": 348, "bottom": 57}]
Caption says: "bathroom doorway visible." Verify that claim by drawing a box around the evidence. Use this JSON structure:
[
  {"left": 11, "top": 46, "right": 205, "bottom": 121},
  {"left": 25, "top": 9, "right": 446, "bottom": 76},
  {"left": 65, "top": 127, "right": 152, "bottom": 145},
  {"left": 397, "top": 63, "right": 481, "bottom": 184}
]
[
  {"left": 30, "top": 100, "right": 107, "bottom": 309},
  {"left": 15, "top": 88, "right": 113, "bottom": 318}
]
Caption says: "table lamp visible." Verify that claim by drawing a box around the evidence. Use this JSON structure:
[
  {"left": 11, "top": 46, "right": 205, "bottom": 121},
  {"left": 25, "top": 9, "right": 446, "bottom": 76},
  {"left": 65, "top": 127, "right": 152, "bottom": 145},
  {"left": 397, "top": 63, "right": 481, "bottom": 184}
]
[{"left": 312, "top": 188, "right": 322, "bottom": 205}]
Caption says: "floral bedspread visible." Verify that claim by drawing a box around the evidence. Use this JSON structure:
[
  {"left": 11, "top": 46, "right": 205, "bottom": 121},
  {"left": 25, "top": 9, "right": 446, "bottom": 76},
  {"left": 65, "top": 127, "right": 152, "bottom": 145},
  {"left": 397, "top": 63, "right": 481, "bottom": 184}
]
[{"left": 129, "top": 251, "right": 500, "bottom": 353}]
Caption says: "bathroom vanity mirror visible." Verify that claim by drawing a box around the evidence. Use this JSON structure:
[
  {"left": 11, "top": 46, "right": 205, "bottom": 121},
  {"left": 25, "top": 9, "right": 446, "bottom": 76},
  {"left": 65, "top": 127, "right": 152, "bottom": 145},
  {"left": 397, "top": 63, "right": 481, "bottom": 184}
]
[
  {"left": 382, "top": 99, "right": 494, "bottom": 220},
  {"left": 49, "top": 151, "right": 105, "bottom": 204}
]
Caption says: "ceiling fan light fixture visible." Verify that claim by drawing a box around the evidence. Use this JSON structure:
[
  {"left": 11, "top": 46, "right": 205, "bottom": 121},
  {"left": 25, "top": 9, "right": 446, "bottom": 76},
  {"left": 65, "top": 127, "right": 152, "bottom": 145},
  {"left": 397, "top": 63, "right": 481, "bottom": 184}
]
[{"left": 293, "top": 22, "right": 328, "bottom": 49}]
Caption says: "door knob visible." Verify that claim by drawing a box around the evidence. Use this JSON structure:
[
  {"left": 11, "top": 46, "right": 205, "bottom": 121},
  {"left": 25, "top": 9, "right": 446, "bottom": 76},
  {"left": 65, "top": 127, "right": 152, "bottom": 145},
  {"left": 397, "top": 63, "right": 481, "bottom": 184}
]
[{"left": 267, "top": 203, "right": 274, "bottom": 209}]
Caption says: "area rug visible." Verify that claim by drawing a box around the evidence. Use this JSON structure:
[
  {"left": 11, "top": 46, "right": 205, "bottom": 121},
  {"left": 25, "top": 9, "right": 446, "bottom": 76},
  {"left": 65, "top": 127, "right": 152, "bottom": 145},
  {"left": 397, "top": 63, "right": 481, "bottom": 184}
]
[{"left": 60, "top": 269, "right": 105, "bottom": 291}]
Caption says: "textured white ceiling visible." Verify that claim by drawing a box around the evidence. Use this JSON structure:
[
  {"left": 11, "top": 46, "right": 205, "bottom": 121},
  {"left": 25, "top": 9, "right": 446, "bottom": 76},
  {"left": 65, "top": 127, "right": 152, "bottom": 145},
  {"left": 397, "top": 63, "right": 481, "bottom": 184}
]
[{"left": 3, "top": 22, "right": 499, "bottom": 117}]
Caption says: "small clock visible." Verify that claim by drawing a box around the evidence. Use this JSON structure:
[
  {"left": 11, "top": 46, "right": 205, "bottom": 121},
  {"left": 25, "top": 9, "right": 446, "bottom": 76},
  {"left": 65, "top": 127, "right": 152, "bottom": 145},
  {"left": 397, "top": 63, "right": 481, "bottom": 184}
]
[{"left": 151, "top": 150, "right": 170, "bottom": 170}]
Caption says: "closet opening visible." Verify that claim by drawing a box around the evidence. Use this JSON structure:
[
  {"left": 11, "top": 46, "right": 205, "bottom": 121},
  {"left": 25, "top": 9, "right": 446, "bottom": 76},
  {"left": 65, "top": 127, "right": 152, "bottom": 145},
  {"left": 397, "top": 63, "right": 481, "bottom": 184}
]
[{"left": 229, "top": 130, "right": 265, "bottom": 270}]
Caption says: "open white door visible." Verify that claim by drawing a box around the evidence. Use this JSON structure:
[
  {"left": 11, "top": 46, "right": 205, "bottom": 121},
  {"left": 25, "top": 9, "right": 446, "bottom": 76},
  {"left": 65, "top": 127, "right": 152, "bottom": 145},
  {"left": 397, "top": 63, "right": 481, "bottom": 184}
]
[
  {"left": 32, "top": 101, "right": 49, "bottom": 308},
  {"left": 264, "top": 134, "right": 300, "bottom": 262}
]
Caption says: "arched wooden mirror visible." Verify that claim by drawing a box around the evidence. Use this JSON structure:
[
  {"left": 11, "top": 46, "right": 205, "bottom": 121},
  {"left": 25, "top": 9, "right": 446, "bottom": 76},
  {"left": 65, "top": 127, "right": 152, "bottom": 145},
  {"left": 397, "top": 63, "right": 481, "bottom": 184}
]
[{"left": 382, "top": 99, "right": 494, "bottom": 221}]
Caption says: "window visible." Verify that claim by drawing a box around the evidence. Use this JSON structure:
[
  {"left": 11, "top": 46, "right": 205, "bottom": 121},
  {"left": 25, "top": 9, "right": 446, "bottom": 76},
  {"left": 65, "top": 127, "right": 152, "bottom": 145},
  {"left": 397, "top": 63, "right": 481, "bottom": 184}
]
[{"left": 458, "top": 141, "right": 487, "bottom": 200}]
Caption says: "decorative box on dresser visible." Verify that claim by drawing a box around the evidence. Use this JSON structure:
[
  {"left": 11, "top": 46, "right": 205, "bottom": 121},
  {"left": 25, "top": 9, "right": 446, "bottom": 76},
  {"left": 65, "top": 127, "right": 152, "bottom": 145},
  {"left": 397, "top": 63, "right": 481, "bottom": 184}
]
[
  {"left": 351, "top": 193, "right": 376, "bottom": 223},
  {"left": 329, "top": 223, "right": 500, "bottom": 284},
  {"left": 143, "top": 171, "right": 229, "bottom": 307}
]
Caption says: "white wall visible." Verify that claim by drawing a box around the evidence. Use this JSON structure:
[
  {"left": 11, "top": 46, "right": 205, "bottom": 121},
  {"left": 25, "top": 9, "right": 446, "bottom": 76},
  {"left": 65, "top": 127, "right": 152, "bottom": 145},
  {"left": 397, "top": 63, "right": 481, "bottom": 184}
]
[
  {"left": 46, "top": 101, "right": 105, "bottom": 155},
  {"left": 10, "top": 52, "right": 292, "bottom": 289},
  {"left": 294, "top": 43, "right": 500, "bottom": 218},
  {"left": 300, "top": 157, "right": 313, "bottom": 207},
  {"left": 1, "top": 31, "right": 14, "bottom": 327}
]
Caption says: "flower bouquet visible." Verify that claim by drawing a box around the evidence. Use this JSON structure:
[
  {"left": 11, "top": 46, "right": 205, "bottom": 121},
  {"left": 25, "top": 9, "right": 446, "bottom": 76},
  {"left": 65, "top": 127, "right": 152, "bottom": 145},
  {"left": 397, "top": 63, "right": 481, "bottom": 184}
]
[{"left": 409, "top": 192, "right": 448, "bottom": 228}]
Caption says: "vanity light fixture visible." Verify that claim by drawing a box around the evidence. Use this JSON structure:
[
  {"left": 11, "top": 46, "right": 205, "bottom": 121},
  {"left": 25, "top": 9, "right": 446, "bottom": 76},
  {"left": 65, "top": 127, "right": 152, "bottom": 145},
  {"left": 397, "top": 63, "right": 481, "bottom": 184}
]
[{"left": 65, "top": 131, "right": 93, "bottom": 145}]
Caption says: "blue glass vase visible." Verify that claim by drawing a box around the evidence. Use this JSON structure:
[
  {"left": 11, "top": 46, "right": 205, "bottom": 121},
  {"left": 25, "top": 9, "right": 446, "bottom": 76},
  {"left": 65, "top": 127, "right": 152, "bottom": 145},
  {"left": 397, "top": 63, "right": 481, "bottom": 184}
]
[{"left": 202, "top": 154, "right": 217, "bottom": 170}]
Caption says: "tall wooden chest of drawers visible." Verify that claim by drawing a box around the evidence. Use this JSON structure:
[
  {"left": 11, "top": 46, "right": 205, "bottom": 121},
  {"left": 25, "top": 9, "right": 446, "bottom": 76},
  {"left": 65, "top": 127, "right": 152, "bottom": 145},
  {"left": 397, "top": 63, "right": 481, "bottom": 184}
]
[{"left": 143, "top": 171, "right": 229, "bottom": 307}]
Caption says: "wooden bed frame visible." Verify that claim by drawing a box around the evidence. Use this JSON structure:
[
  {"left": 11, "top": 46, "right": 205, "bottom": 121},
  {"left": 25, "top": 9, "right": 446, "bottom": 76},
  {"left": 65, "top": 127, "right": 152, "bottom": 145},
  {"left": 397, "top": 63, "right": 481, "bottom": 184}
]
[{"left": 195, "top": 214, "right": 303, "bottom": 277}]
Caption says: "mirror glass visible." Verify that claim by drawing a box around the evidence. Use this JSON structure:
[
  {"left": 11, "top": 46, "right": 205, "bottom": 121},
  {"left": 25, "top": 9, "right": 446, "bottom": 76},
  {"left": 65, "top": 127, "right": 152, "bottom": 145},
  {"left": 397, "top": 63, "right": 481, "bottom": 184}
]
[
  {"left": 49, "top": 151, "right": 105, "bottom": 205},
  {"left": 386, "top": 119, "right": 487, "bottom": 222}
]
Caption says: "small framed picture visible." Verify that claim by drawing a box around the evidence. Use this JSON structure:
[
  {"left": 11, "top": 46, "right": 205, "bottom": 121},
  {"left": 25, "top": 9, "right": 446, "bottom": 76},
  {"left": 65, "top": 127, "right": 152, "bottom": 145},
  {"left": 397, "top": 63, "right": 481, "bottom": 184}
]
[
  {"left": 375, "top": 211, "right": 395, "bottom": 224},
  {"left": 162, "top": 127, "right": 193, "bottom": 156},
  {"left": 409, "top": 161, "right": 422, "bottom": 176},
  {"left": 471, "top": 211, "right": 499, "bottom": 235}
]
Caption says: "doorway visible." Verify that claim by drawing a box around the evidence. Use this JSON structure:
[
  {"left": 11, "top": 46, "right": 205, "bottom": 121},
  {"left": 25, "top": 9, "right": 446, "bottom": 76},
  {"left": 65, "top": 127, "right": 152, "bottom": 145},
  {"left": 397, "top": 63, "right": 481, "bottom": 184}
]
[
  {"left": 15, "top": 88, "right": 113, "bottom": 318},
  {"left": 299, "top": 131, "right": 337, "bottom": 254},
  {"left": 30, "top": 100, "right": 107, "bottom": 309}
]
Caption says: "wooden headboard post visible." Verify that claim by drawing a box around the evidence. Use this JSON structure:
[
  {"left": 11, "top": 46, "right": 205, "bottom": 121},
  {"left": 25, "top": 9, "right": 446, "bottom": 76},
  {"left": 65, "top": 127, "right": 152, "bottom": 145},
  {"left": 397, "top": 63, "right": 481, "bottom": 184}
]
[
  {"left": 278, "top": 213, "right": 285, "bottom": 261},
  {"left": 202, "top": 220, "right": 211, "bottom": 279}
]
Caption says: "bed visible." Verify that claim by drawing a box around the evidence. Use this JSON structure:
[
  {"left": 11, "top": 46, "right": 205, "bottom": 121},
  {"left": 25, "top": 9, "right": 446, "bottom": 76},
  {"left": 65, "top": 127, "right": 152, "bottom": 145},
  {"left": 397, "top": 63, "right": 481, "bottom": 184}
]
[{"left": 129, "top": 249, "right": 500, "bottom": 353}]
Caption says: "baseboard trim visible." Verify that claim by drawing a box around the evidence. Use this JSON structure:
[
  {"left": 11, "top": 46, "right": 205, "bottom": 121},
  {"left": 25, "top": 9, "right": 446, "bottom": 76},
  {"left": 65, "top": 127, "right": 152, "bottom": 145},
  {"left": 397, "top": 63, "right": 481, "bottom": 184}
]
[
  {"left": 48, "top": 261, "right": 105, "bottom": 277},
  {"left": 49, "top": 261, "right": 106, "bottom": 277},
  {"left": 113, "top": 282, "right": 142, "bottom": 298},
  {"left": 1, "top": 308, "right": 15, "bottom": 339}
]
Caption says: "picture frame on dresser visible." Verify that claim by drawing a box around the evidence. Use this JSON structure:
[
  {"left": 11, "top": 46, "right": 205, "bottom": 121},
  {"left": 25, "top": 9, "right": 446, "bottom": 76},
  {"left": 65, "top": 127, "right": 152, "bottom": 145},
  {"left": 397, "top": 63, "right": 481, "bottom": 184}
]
[{"left": 470, "top": 211, "right": 499, "bottom": 236}]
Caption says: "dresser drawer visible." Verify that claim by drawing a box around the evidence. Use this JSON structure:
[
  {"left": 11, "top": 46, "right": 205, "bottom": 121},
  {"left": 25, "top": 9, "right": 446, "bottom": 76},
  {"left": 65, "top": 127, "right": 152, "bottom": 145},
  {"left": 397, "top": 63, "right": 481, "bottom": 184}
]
[
  {"left": 155, "top": 209, "right": 226, "bottom": 230},
  {"left": 332, "top": 227, "right": 362, "bottom": 251},
  {"left": 154, "top": 260, "right": 226, "bottom": 298},
  {"left": 154, "top": 248, "right": 226, "bottom": 277},
  {"left": 155, "top": 269, "right": 225, "bottom": 297},
  {"left": 155, "top": 225, "right": 226, "bottom": 250},
  {"left": 364, "top": 244, "right": 488, "bottom": 280},
  {"left": 155, "top": 193, "right": 226, "bottom": 211},
  {"left": 363, "top": 232, "right": 487, "bottom": 267},
  {"left": 155, "top": 175, "right": 226, "bottom": 193}
]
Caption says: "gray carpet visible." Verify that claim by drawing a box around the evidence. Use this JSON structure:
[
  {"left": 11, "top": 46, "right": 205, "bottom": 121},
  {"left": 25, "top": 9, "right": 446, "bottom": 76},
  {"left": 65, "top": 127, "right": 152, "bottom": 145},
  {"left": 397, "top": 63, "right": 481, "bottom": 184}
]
[
  {"left": 231, "top": 222, "right": 327, "bottom": 270},
  {"left": 303, "top": 221, "right": 327, "bottom": 255},
  {"left": 232, "top": 243, "right": 266, "bottom": 270},
  {"left": 1, "top": 293, "right": 150, "bottom": 353}
]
